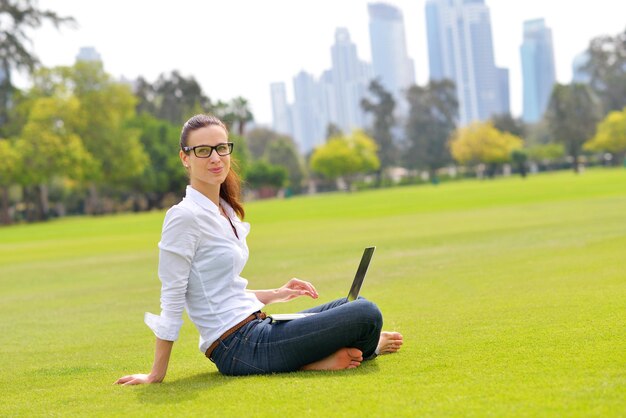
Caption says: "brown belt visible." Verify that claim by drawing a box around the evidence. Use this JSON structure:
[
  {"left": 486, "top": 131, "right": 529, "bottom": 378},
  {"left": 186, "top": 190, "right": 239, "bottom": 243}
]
[{"left": 205, "top": 311, "right": 267, "bottom": 359}]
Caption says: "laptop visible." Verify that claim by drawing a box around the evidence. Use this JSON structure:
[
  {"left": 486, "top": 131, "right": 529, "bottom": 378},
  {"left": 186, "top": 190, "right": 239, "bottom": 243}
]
[{"left": 269, "top": 246, "right": 376, "bottom": 321}]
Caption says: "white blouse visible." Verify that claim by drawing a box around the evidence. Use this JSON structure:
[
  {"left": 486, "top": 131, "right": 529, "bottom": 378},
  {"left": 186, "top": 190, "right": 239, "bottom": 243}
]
[{"left": 144, "top": 185, "right": 264, "bottom": 353}]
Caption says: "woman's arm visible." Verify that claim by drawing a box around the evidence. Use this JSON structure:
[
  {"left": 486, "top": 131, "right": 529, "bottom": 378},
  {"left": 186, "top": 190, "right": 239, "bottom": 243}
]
[
  {"left": 250, "top": 278, "right": 319, "bottom": 305},
  {"left": 117, "top": 207, "right": 196, "bottom": 386},
  {"left": 115, "top": 338, "right": 174, "bottom": 385}
]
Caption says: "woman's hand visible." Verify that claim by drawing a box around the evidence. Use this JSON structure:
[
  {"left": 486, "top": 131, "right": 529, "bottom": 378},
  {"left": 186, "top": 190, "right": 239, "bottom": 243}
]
[
  {"left": 252, "top": 278, "right": 319, "bottom": 304},
  {"left": 115, "top": 373, "right": 161, "bottom": 385}
]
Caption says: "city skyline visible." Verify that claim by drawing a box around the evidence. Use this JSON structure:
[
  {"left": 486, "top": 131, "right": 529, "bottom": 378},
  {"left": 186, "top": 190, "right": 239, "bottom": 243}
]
[{"left": 23, "top": 0, "right": 626, "bottom": 125}]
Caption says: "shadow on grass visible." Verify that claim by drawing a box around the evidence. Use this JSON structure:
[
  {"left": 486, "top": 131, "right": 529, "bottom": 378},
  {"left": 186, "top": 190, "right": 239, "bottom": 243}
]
[{"left": 135, "top": 359, "right": 380, "bottom": 404}]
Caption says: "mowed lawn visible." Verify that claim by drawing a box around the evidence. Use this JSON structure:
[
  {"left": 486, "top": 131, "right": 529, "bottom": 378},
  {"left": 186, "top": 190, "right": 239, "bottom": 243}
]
[{"left": 1, "top": 169, "right": 625, "bottom": 417}]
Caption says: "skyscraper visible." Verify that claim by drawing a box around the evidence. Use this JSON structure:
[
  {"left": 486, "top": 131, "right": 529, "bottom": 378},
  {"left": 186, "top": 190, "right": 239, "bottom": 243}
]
[
  {"left": 330, "top": 28, "right": 370, "bottom": 133},
  {"left": 270, "top": 82, "right": 293, "bottom": 136},
  {"left": 496, "top": 67, "right": 510, "bottom": 115},
  {"left": 367, "top": 3, "right": 415, "bottom": 116},
  {"left": 520, "top": 18, "right": 556, "bottom": 123},
  {"left": 292, "top": 71, "right": 328, "bottom": 154},
  {"left": 75, "top": 46, "right": 102, "bottom": 63},
  {"left": 425, "top": 0, "right": 500, "bottom": 125}
]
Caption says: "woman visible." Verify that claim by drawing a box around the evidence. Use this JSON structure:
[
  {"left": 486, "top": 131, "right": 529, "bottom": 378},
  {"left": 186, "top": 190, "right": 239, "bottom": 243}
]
[{"left": 116, "top": 114, "right": 403, "bottom": 384}]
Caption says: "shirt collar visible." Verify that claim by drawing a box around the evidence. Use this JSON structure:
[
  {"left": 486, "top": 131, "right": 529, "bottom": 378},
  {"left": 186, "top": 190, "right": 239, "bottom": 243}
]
[{"left": 185, "top": 185, "right": 219, "bottom": 214}]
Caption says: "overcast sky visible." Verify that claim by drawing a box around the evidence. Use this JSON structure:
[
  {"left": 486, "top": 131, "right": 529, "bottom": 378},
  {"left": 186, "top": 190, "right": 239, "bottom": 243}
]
[{"left": 25, "top": 0, "right": 626, "bottom": 125}]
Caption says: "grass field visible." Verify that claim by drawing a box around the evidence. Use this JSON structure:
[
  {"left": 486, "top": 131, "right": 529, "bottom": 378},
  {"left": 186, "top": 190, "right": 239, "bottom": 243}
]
[{"left": 1, "top": 169, "right": 625, "bottom": 417}]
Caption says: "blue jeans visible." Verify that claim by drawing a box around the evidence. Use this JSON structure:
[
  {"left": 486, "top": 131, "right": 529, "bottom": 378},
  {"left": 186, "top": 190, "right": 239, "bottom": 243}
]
[{"left": 209, "top": 297, "right": 383, "bottom": 375}]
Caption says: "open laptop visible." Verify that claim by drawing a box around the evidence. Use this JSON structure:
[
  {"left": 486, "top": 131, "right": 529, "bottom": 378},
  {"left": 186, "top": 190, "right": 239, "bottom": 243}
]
[{"left": 269, "top": 246, "right": 376, "bottom": 321}]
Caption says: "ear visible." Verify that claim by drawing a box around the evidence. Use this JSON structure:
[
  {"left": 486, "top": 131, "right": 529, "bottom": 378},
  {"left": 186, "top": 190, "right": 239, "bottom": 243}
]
[{"left": 180, "top": 150, "right": 190, "bottom": 168}]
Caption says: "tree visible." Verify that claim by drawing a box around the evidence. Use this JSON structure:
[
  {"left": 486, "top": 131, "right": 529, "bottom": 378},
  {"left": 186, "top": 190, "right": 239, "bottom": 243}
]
[
  {"left": 404, "top": 79, "right": 458, "bottom": 181},
  {"left": 526, "top": 143, "right": 566, "bottom": 171},
  {"left": 491, "top": 113, "right": 526, "bottom": 138},
  {"left": 510, "top": 149, "right": 529, "bottom": 178},
  {"left": 582, "top": 28, "right": 626, "bottom": 115},
  {"left": 226, "top": 96, "right": 254, "bottom": 137},
  {"left": 544, "top": 83, "right": 601, "bottom": 173},
  {"left": 136, "top": 70, "right": 212, "bottom": 125},
  {"left": 449, "top": 122, "right": 524, "bottom": 177},
  {"left": 361, "top": 79, "right": 396, "bottom": 183},
  {"left": 16, "top": 96, "right": 95, "bottom": 220},
  {"left": 0, "top": 1, "right": 75, "bottom": 134},
  {"left": 584, "top": 107, "right": 626, "bottom": 165},
  {"left": 0, "top": 138, "right": 21, "bottom": 224},
  {"left": 246, "top": 127, "right": 289, "bottom": 160},
  {"left": 325, "top": 123, "right": 343, "bottom": 140},
  {"left": 245, "top": 161, "right": 287, "bottom": 198},
  {"left": 127, "top": 113, "right": 186, "bottom": 209},
  {"left": 265, "top": 137, "right": 306, "bottom": 194},
  {"left": 31, "top": 61, "right": 148, "bottom": 213},
  {"left": 310, "top": 130, "right": 380, "bottom": 190}
]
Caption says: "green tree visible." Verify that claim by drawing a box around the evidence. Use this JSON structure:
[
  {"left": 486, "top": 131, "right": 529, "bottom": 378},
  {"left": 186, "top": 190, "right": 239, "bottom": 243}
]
[
  {"left": 127, "top": 113, "right": 186, "bottom": 209},
  {"left": 310, "top": 130, "right": 380, "bottom": 190},
  {"left": 245, "top": 161, "right": 287, "bottom": 198},
  {"left": 491, "top": 113, "right": 526, "bottom": 138},
  {"left": 16, "top": 96, "right": 94, "bottom": 220},
  {"left": 246, "top": 127, "right": 291, "bottom": 160},
  {"left": 226, "top": 96, "right": 254, "bottom": 137},
  {"left": 0, "top": 138, "right": 21, "bottom": 224},
  {"left": 361, "top": 79, "right": 396, "bottom": 183},
  {"left": 404, "top": 79, "right": 458, "bottom": 181},
  {"left": 229, "top": 133, "right": 251, "bottom": 179},
  {"left": 584, "top": 107, "right": 626, "bottom": 165},
  {"left": 582, "top": 28, "right": 626, "bottom": 115},
  {"left": 265, "top": 137, "right": 306, "bottom": 194},
  {"left": 449, "top": 122, "right": 524, "bottom": 177},
  {"left": 0, "top": 1, "right": 75, "bottom": 134},
  {"left": 32, "top": 61, "right": 148, "bottom": 213},
  {"left": 544, "top": 83, "right": 601, "bottom": 173},
  {"left": 135, "top": 70, "right": 212, "bottom": 125},
  {"left": 526, "top": 143, "right": 566, "bottom": 171}
]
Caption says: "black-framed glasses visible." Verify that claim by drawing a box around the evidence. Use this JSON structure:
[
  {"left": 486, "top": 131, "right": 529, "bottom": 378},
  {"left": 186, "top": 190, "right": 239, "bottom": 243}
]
[{"left": 183, "top": 142, "right": 234, "bottom": 158}]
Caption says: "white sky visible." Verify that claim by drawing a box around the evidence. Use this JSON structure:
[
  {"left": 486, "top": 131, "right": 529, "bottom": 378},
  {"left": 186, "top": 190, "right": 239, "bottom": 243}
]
[{"left": 24, "top": 0, "right": 626, "bottom": 125}]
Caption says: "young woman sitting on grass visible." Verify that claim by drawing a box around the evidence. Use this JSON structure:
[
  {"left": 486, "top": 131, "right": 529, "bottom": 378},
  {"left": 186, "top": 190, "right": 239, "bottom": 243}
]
[{"left": 115, "top": 114, "right": 403, "bottom": 384}]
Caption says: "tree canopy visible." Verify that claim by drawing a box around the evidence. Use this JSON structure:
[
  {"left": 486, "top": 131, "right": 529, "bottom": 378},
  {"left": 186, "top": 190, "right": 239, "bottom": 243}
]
[
  {"left": 584, "top": 107, "right": 626, "bottom": 163},
  {"left": 544, "top": 83, "right": 601, "bottom": 172},
  {"left": 0, "top": 0, "right": 75, "bottom": 132},
  {"left": 450, "top": 121, "right": 524, "bottom": 169},
  {"left": 361, "top": 79, "right": 396, "bottom": 177},
  {"left": 583, "top": 27, "right": 626, "bottom": 115},
  {"left": 310, "top": 130, "right": 380, "bottom": 189},
  {"left": 404, "top": 79, "right": 458, "bottom": 179}
]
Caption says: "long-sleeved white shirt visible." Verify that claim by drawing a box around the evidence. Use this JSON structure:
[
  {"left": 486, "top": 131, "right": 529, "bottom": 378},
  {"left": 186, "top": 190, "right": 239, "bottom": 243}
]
[{"left": 144, "top": 185, "right": 264, "bottom": 353}]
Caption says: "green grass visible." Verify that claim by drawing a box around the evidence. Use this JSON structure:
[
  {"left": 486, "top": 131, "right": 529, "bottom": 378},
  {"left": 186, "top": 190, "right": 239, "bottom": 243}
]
[{"left": 1, "top": 169, "right": 625, "bottom": 417}]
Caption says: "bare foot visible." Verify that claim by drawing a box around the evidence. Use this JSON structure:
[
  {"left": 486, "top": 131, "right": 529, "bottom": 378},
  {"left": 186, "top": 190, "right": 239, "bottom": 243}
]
[
  {"left": 377, "top": 331, "right": 403, "bottom": 355},
  {"left": 301, "top": 348, "right": 363, "bottom": 371}
]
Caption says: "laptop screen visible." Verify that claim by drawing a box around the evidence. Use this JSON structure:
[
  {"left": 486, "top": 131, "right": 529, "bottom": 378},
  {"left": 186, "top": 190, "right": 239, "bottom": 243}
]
[{"left": 347, "top": 246, "right": 375, "bottom": 301}]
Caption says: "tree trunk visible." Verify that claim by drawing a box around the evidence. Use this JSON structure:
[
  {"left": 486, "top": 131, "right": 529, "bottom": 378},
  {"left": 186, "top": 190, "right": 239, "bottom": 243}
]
[
  {"left": 35, "top": 184, "right": 50, "bottom": 221},
  {"left": 0, "top": 186, "right": 11, "bottom": 225},
  {"left": 429, "top": 168, "right": 439, "bottom": 184},
  {"left": 573, "top": 153, "right": 581, "bottom": 174},
  {"left": 85, "top": 184, "right": 100, "bottom": 215}
]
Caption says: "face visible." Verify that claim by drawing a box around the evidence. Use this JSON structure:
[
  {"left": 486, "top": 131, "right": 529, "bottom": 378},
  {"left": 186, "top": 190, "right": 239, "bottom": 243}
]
[{"left": 180, "top": 125, "right": 231, "bottom": 190}]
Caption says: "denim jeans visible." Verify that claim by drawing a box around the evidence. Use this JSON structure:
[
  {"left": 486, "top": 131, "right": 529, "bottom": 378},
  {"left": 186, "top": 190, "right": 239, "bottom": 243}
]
[{"left": 209, "top": 297, "right": 383, "bottom": 376}]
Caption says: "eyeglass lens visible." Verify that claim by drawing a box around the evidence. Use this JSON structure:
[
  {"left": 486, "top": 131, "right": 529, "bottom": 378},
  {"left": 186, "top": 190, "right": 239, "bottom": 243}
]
[{"left": 194, "top": 143, "right": 232, "bottom": 158}]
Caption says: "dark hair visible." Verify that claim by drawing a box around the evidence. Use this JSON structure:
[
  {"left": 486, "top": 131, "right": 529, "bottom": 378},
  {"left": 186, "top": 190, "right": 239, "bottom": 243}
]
[{"left": 180, "top": 114, "right": 245, "bottom": 220}]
